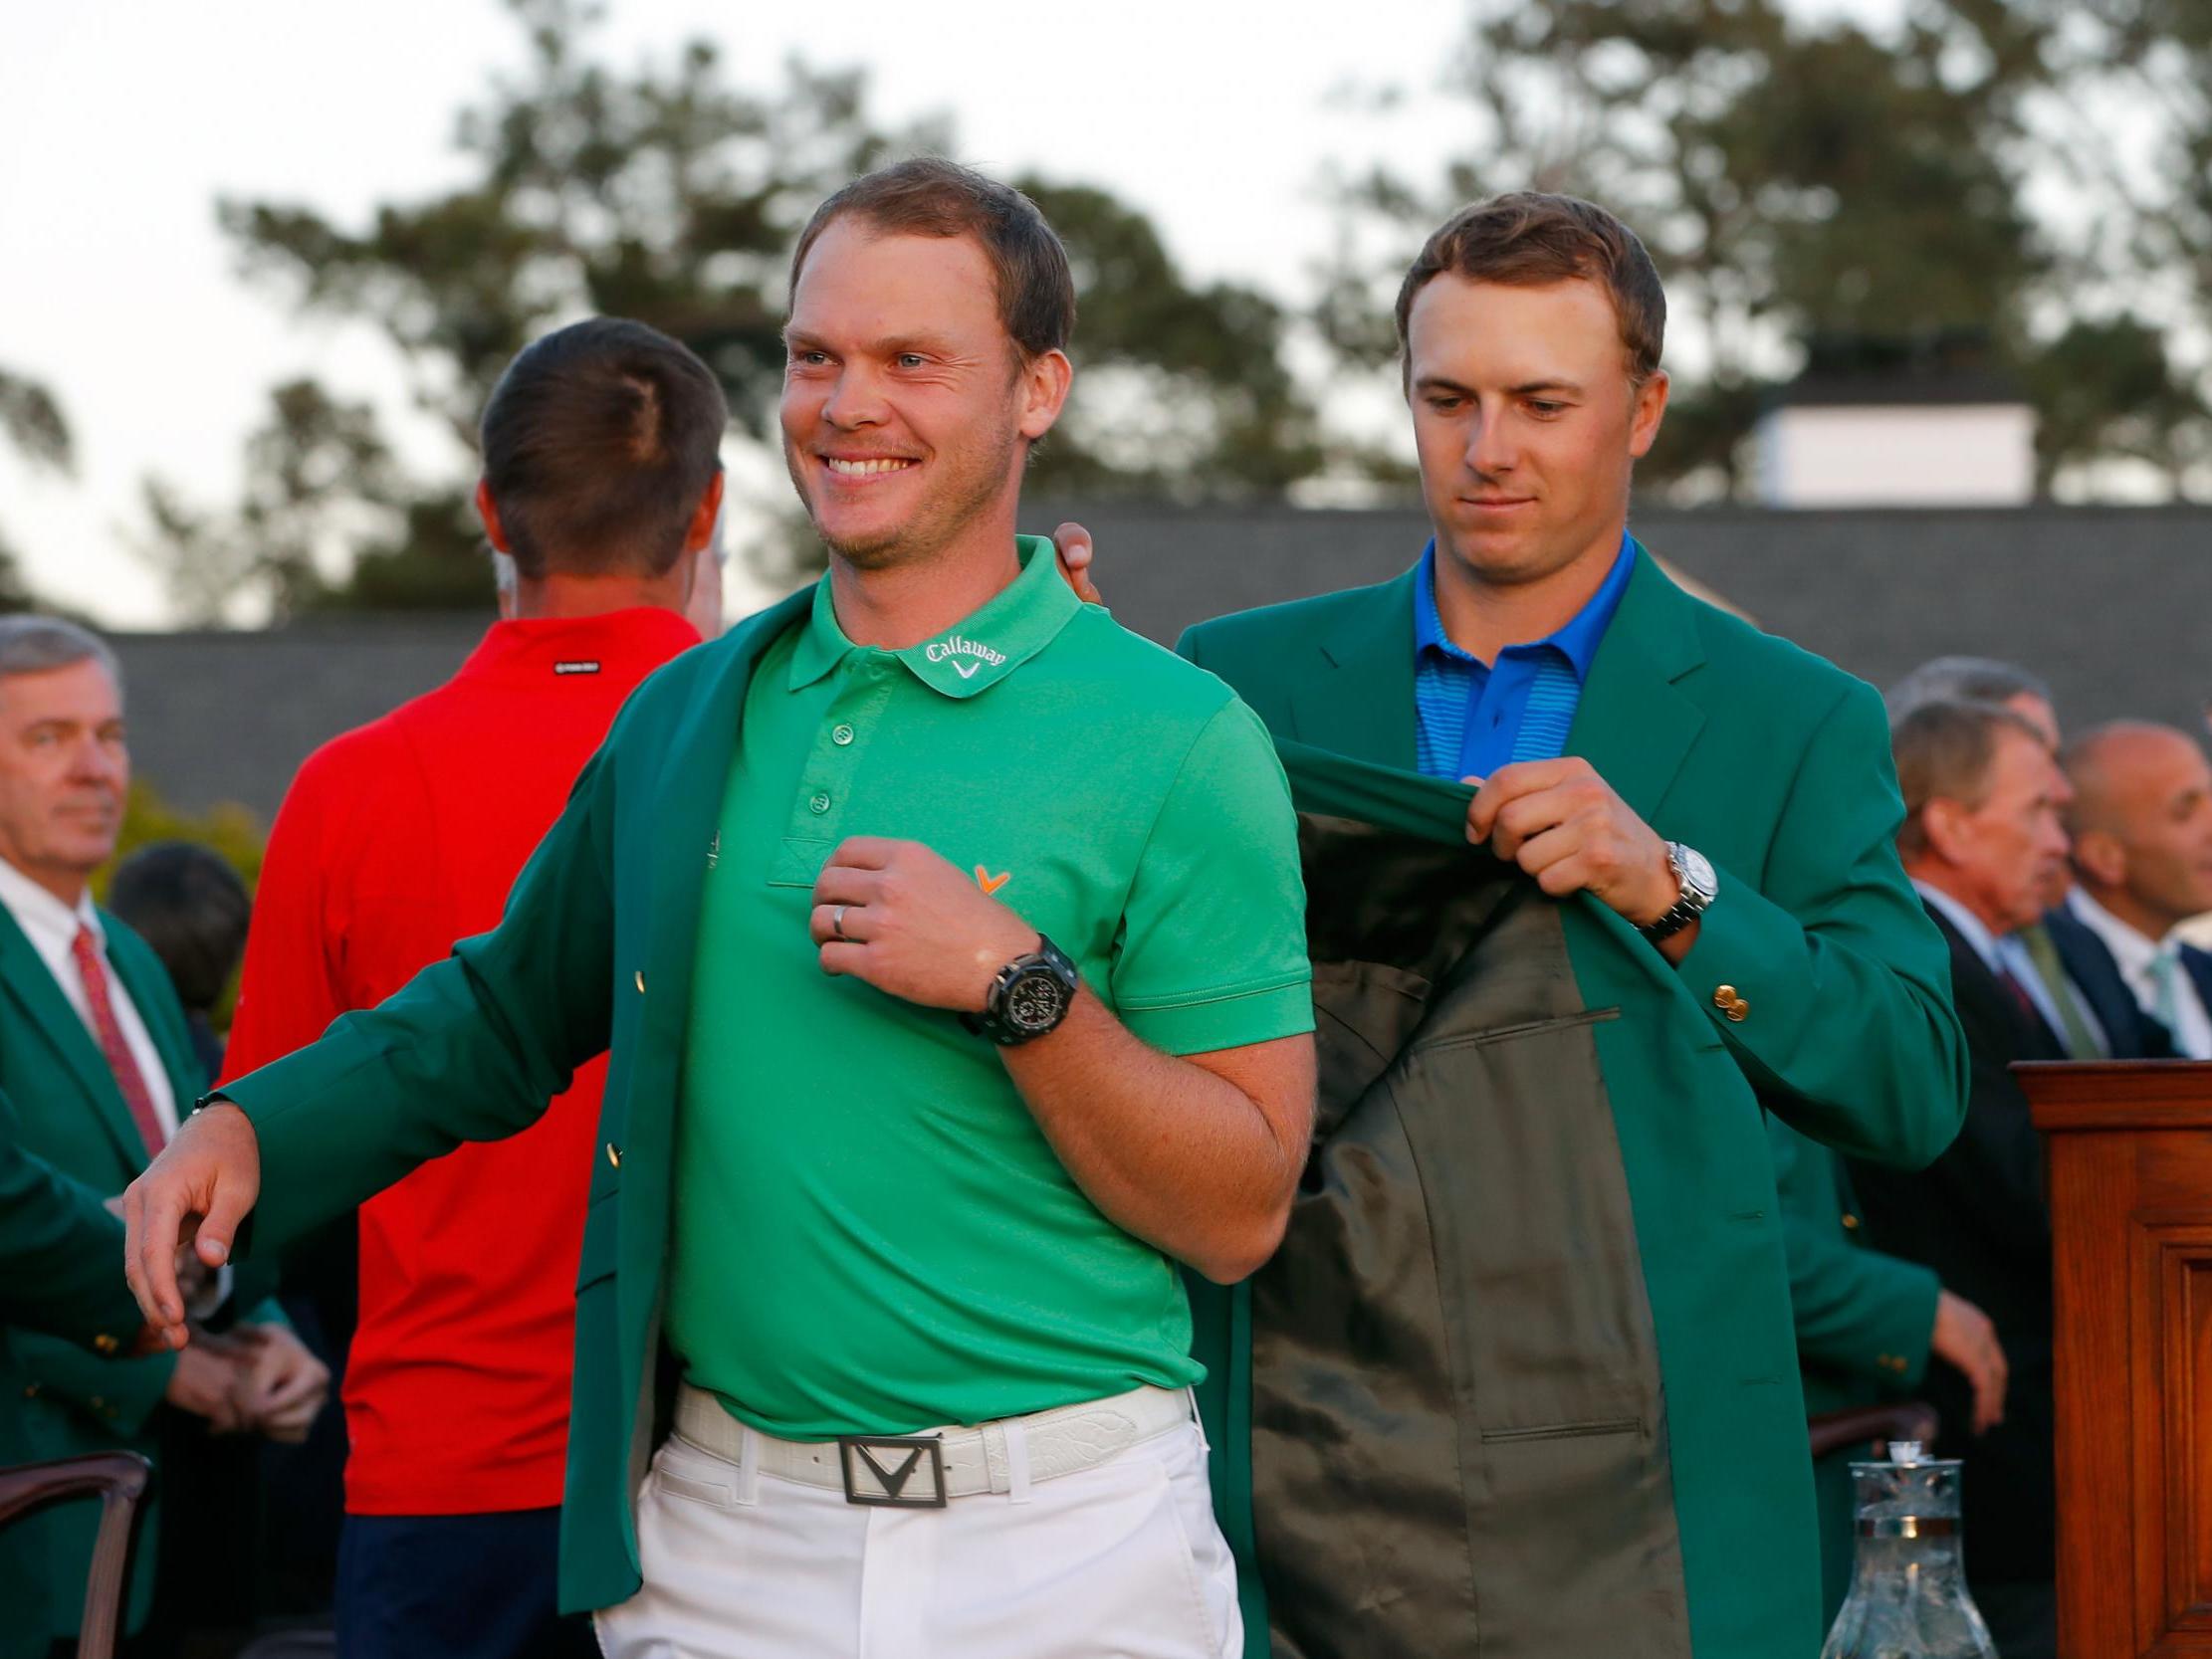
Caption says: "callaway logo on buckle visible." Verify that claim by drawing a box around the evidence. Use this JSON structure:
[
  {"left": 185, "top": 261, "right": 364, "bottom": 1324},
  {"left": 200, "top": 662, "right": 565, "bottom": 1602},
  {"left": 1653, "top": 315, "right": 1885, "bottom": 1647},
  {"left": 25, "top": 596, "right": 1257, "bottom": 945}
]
[{"left": 837, "top": 1433, "right": 948, "bottom": 1509}]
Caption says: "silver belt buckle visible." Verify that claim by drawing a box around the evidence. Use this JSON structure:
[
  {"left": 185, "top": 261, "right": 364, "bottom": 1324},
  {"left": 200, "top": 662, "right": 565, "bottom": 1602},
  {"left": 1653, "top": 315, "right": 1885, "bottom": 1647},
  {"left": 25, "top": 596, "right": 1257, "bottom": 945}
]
[{"left": 836, "top": 1433, "right": 948, "bottom": 1509}]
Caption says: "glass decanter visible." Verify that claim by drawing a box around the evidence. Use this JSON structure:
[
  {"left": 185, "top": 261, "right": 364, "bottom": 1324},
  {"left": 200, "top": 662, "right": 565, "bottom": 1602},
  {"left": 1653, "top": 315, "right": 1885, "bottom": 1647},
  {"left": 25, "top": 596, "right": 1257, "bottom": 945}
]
[{"left": 1819, "top": 1442, "right": 1998, "bottom": 1658}]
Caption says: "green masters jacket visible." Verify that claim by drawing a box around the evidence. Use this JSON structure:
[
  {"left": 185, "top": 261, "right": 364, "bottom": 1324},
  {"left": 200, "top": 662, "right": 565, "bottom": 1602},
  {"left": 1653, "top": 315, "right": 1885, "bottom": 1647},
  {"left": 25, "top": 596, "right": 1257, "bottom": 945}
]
[
  {"left": 0, "top": 1085, "right": 148, "bottom": 1659},
  {"left": 1769, "top": 1118, "right": 1939, "bottom": 1625},
  {"left": 0, "top": 1090, "right": 142, "bottom": 1347},
  {"left": 1176, "top": 545, "right": 1967, "bottom": 1659},
  {"left": 0, "top": 905, "right": 281, "bottom": 1641}
]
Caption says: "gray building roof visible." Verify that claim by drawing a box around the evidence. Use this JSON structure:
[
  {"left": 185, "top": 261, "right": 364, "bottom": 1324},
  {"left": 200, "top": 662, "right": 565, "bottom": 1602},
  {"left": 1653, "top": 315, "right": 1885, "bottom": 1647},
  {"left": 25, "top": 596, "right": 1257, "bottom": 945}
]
[{"left": 113, "top": 503, "right": 2209, "bottom": 823}]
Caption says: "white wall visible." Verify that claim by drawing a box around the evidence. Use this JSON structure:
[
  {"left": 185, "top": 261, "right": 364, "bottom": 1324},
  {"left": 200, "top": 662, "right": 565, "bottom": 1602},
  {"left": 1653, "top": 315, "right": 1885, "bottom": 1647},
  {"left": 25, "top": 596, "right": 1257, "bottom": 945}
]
[{"left": 1755, "top": 404, "right": 2037, "bottom": 507}]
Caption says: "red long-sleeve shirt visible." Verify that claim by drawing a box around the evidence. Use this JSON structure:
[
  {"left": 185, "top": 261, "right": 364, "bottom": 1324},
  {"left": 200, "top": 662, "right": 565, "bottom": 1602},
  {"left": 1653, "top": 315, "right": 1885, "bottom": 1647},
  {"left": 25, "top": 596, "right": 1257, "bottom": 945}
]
[{"left": 222, "top": 608, "right": 700, "bottom": 1514}]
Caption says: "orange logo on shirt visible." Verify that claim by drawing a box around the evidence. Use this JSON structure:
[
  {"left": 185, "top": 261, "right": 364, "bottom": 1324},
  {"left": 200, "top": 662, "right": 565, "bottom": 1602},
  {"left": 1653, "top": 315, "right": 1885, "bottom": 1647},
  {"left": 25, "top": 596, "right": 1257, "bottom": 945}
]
[{"left": 975, "top": 866, "right": 1011, "bottom": 896}]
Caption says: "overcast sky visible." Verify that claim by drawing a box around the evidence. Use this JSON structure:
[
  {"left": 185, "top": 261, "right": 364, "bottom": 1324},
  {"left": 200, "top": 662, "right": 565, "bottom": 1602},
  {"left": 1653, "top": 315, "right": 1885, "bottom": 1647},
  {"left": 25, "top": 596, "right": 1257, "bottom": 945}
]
[{"left": 2, "top": 0, "right": 1897, "bottom": 627}]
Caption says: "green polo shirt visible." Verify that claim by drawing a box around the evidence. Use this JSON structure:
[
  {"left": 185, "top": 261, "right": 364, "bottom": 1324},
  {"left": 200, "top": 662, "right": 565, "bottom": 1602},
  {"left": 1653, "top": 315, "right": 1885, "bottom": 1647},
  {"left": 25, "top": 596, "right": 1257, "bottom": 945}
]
[{"left": 667, "top": 535, "right": 1313, "bottom": 1441}]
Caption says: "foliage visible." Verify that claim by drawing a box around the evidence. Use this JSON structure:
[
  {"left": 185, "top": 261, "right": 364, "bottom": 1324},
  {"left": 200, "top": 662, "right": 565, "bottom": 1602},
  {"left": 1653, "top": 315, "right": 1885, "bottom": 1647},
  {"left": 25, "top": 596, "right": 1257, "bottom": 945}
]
[
  {"left": 87, "top": 780, "right": 266, "bottom": 1026},
  {"left": 143, "top": 0, "right": 1324, "bottom": 615},
  {"left": 1323, "top": 0, "right": 2212, "bottom": 499},
  {"left": 0, "top": 366, "right": 71, "bottom": 611},
  {"left": 93, "top": 780, "right": 267, "bottom": 906}
]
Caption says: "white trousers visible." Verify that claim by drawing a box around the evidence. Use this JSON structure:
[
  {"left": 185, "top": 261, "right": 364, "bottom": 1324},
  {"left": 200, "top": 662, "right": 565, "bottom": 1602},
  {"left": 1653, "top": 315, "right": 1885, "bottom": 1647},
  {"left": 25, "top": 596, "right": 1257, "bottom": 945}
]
[{"left": 594, "top": 1410, "right": 1240, "bottom": 1659}]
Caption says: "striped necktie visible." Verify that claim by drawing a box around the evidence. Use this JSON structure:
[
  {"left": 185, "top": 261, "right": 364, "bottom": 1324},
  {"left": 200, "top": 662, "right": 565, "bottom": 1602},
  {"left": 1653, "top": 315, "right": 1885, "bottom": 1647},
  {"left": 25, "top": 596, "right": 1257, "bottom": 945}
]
[{"left": 71, "top": 927, "right": 166, "bottom": 1157}]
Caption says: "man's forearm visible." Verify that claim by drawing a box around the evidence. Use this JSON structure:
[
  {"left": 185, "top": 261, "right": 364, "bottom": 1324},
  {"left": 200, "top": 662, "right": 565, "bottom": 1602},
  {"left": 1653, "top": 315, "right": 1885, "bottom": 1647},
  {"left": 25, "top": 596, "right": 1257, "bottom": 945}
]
[{"left": 999, "top": 992, "right": 1312, "bottom": 1285}]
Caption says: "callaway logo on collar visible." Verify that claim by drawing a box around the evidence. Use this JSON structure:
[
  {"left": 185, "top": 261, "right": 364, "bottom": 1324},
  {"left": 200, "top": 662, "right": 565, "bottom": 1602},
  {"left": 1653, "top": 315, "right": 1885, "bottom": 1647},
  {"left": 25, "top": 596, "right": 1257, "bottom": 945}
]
[{"left": 922, "top": 634, "right": 1007, "bottom": 680}]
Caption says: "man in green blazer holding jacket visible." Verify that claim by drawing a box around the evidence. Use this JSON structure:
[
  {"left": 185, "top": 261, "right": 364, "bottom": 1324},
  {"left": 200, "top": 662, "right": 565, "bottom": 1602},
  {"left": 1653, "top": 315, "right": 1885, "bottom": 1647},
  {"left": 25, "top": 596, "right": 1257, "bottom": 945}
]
[{"left": 1159, "top": 194, "right": 1968, "bottom": 1657}]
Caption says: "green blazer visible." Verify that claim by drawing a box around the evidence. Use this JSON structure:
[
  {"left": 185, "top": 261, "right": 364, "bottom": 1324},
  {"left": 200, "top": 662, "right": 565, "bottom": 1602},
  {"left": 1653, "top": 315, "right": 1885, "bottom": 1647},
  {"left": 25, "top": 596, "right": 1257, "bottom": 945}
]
[
  {"left": 1769, "top": 1118, "right": 1939, "bottom": 1623},
  {"left": 0, "top": 1086, "right": 147, "bottom": 1659},
  {"left": 1177, "top": 546, "right": 1967, "bottom": 1659},
  {"left": 225, "top": 590, "right": 824, "bottom": 1614},
  {"left": 0, "top": 1089, "right": 140, "bottom": 1346},
  {"left": 0, "top": 904, "right": 265, "bottom": 1640}
]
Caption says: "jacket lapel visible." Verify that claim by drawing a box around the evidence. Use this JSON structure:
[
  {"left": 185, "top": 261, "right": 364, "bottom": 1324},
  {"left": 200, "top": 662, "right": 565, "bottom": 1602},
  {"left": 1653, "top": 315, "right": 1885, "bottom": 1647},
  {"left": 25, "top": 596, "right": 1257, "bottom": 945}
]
[
  {"left": 1291, "top": 568, "right": 1420, "bottom": 771},
  {"left": 639, "top": 590, "right": 816, "bottom": 1005},
  {"left": 1567, "top": 547, "right": 1707, "bottom": 826},
  {"left": 0, "top": 905, "right": 145, "bottom": 1170},
  {"left": 621, "top": 591, "right": 814, "bottom": 1286}
]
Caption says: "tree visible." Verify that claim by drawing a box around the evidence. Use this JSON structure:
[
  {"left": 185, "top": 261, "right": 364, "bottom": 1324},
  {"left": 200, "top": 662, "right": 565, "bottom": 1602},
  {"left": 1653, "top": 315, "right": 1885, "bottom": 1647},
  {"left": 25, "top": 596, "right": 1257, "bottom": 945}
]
[
  {"left": 146, "top": 0, "right": 1324, "bottom": 617},
  {"left": 140, "top": 379, "right": 420, "bottom": 624},
  {"left": 1016, "top": 180, "right": 1323, "bottom": 499},
  {"left": 1319, "top": 0, "right": 2154, "bottom": 499},
  {"left": 0, "top": 368, "right": 71, "bottom": 609},
  {"left": 1988, "top": 0, "right": 2212, "bottom": 493}
]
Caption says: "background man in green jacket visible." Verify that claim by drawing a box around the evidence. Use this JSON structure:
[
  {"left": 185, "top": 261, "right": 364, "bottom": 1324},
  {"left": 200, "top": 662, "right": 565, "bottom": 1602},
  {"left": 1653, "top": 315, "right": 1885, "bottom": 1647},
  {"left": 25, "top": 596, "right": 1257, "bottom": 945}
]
[
  {"left": 0, "top": 1087, "right": 169, "bottom": 1659},
  {"left": 0, "top": 616, "right": 329, "bottom": 1654},
  {"left": 1164, "top": 194, "right": 1967, "bottom": 1657},
  {"left": 123, "top": 160, "right": 1315, "bottom": 1659},
  {"left": 1769, "top": 1116, "right": 2007, "bottom": 1624}
]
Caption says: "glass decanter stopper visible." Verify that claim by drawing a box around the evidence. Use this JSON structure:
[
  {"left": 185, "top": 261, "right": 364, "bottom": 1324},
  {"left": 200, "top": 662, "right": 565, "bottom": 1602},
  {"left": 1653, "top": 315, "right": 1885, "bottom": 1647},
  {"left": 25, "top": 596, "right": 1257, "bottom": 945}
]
[{"left": 1819, "top": 1441, "right": 1998, "bottom": 1658}]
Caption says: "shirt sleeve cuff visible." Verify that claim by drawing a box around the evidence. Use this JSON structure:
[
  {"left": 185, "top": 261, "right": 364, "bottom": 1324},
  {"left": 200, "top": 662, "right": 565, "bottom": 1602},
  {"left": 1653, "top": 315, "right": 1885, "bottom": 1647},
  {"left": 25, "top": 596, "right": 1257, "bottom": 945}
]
[{"left": 1119, "top": 976, "right": 1315, "bottom": 1057}]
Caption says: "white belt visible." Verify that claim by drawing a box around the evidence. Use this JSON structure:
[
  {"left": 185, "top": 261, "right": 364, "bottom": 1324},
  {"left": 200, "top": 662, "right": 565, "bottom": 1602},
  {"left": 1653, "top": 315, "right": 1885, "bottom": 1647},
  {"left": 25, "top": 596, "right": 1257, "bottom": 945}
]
[{"left": 672, "top": 1381, "right": 1192, "bottom": 1506}]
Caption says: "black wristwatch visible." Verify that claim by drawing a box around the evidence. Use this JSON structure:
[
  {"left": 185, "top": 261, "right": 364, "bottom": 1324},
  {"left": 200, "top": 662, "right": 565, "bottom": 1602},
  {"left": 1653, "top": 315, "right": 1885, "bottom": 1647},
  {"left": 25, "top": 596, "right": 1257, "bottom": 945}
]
[
  {"left": 1639, "top": 842, "right": 1718, "bottom": 942},
  {"left": 962, "top": 934, "right": 1079, "bottom": 1046}
]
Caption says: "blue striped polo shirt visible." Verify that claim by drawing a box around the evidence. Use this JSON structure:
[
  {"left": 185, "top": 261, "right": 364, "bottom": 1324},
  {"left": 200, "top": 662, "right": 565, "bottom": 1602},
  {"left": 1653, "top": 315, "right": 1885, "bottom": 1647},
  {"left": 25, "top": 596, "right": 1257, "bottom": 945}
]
[{"left": 1413, "top": 533, "right": 1636, "bottom": 781}]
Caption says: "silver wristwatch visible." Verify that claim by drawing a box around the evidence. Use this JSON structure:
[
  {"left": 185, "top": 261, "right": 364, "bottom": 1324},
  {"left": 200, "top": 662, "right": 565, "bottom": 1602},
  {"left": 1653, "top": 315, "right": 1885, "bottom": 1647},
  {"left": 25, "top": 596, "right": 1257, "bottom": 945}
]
[{"left": 1640, "top": 842, "right": 1717, "bottom": 942}]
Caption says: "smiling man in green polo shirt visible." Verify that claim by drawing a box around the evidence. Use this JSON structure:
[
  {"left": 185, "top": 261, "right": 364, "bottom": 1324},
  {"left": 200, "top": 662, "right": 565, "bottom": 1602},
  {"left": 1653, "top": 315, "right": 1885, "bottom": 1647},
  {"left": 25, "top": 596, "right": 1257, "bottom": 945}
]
[{"left": 124, "top": 157, "right": 1315, "bottom": 1659}]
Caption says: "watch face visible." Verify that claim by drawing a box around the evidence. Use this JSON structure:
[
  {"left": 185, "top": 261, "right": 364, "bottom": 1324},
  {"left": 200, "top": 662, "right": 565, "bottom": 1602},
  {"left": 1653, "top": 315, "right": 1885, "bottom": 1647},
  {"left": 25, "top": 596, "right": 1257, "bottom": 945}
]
[
  {"left": 1679, "top": 846, "right": 1718, "bottom": 902},
  {"left": 1003, "top": 966, "right": 1071, "bottom": 1033}
]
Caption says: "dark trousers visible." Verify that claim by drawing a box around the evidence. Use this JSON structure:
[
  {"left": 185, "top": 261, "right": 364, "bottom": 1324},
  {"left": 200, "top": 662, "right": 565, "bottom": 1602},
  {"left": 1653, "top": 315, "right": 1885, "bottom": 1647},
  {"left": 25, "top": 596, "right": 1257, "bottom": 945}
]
[{"left": 335, "top": 1510, "right": 597, "bottom": 1659}]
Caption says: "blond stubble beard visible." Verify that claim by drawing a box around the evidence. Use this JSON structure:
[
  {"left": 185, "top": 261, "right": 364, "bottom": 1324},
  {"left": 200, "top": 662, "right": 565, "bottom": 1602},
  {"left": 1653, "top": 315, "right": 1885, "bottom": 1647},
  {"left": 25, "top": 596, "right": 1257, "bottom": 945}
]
[{"left": 787, "top": 416, "right": 1023, "bottom": 575}]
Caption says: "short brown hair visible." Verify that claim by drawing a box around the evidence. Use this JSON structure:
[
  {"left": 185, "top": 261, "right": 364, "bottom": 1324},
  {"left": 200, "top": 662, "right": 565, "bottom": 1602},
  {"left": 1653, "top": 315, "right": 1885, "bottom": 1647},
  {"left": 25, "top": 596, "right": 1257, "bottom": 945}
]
[
  {"left": 789, "top": 158, "right": 1075, "bottom": 360},
  {"left": 1892, "top": 699, "right": 2049, "bottom": 860},
  {"left": 1395, "top": 192, "right": 1666, "bottom": 387},
  {"left": 480, "top": 318, "right": 728, "bottom": 581}
]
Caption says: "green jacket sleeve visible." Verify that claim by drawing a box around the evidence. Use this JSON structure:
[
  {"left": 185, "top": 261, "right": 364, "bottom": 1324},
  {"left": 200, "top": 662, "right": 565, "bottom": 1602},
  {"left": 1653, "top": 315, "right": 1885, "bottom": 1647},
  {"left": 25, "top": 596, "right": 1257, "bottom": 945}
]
[
  {"left": 1769, "top": 1118, "right": 1938, "bottom": 1390},
  {"left": 7, "top": 1332, "right": 175, "bottom": 1437},
  {"left": 0, "top": 1107, "right": 145, "bottom": 1349},
  {"left": 221, "top": 734, "right": 622, "bottom": 1256},
  {"left": 1676, "top": 680, "right": 1966, "bottom": 1168}
]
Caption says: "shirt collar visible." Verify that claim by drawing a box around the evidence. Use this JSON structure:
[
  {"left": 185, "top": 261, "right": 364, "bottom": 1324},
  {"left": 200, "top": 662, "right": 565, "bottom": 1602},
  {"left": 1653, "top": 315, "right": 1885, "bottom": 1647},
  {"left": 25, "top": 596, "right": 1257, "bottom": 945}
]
[
  {"left": 1913, "top": 879, "right": 2008, "bottom": 974},
  {"left": 456, "top": 606, "right": 702, "bottom": 687},
  {"left": 788, "top": 534, "right": 1084, "bottom": 698},
  {"left": 2067, "top": 888, "right": 2171, "bottom": 977},
  {"left": 0, "top": 854, "right": 99, "bottom": 961},
  {"left": 1414, "top": 531, "right": 1636, "bottom": 677}
]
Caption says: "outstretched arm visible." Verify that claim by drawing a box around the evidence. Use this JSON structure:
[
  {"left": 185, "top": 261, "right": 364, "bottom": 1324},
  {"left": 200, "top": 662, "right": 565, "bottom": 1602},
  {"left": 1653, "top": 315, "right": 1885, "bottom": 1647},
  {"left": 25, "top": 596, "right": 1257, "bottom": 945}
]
[{"left": 123, "top": 728, "right": 628, "bottom": 1341}]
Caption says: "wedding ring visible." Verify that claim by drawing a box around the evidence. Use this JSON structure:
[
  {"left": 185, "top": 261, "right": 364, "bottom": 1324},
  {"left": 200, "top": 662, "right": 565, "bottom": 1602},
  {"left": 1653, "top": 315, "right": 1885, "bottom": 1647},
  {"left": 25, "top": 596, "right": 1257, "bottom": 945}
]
[{"left": 831, "top": 904, "right": 849, "bottom": 940}]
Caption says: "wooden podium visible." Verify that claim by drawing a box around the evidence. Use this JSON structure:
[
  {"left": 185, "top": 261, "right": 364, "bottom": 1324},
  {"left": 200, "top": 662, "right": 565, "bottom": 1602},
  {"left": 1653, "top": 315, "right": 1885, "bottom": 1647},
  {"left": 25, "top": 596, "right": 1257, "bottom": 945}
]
[{"left": 2019, "top": 1060, "right": 2212, "bottom": 1657}]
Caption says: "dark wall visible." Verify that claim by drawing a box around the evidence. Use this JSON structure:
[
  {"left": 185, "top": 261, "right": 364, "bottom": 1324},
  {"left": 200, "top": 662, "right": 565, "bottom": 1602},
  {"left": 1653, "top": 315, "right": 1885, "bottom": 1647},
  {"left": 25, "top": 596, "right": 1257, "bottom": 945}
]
[
  {"left": 113, "top": 503, "right": 2210, "bottom": 820},
  {"left": 1017, "top": 500, "right": 2212, "bottom": 736}
]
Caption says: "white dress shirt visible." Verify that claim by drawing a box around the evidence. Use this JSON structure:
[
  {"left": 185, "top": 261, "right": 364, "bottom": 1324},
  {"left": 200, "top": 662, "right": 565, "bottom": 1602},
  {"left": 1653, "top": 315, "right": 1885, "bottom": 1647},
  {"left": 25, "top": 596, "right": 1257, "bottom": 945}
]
[
  {"left": 2069, "top": 888, "right": 2212, "bottom": 1060},
  {"left": 0, "top": 853, "right": 180, "bottom": 1139}
]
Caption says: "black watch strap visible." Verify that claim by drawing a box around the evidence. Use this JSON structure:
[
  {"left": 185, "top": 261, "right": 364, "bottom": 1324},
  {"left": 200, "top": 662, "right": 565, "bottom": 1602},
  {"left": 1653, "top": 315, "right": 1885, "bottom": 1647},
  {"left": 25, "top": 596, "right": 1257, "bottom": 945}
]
[{"left": 961, "top": 934, "right": 1079, "bottom": 1046}]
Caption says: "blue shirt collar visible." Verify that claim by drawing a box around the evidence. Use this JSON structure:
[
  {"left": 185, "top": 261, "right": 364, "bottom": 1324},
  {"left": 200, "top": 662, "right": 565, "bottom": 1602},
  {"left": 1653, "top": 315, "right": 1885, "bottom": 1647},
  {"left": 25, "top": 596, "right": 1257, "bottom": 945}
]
[{"left": 1414, "top": 531, "right": 1637, "bottom": 677}]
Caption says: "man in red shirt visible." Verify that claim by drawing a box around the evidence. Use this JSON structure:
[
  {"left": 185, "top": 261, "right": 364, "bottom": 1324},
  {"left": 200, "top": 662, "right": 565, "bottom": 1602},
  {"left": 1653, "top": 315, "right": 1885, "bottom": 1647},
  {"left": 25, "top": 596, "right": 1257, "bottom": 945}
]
[{"left": 222, "top": 316, "right": 727, "bottom": 1659}]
